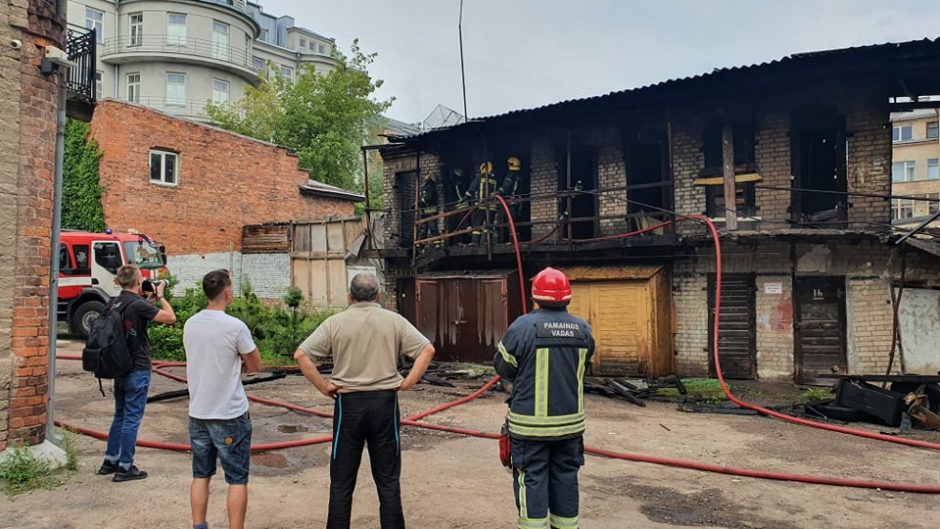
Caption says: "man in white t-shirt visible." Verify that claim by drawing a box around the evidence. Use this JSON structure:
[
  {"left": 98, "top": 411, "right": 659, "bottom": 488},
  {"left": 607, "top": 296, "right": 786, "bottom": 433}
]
[{"left": 183, "top": 269, "right": 262, "bottom": 529}]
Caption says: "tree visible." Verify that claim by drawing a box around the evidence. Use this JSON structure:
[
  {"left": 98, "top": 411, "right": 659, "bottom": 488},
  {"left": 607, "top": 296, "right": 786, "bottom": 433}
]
[
  {"left": 207, "top": 40, "right": 393, "bottom": 194},
  {"left": 62, "top": 119, "right": 105, "bottom": 232}
]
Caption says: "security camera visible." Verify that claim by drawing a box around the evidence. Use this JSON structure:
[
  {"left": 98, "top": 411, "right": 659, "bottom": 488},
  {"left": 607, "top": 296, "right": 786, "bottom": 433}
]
[{"left": 10, "top": 39, "right": 22, "bottom": 50}]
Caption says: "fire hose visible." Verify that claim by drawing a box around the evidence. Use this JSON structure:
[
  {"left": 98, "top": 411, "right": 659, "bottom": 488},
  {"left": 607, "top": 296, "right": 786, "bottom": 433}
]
[{"left": 53, "top": 195, "right": 940, "bottom": 493}]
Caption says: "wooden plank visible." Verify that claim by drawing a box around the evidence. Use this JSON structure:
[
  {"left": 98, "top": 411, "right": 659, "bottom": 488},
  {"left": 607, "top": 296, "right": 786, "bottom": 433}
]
[{"left": 721, "top": 125, "right": 738, "bottom": 231}]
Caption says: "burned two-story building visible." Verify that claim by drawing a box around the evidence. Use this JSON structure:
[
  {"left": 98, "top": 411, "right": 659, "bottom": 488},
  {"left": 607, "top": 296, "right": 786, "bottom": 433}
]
[{"left": 372, "top": 39, "right": 940, "bottom": 384}]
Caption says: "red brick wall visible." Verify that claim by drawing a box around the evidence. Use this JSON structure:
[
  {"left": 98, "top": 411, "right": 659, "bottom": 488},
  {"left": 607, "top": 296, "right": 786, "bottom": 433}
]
[
  {"left": 1, "top": 0, "right": 65, "bottom": 450},
  {"left": 90, "top": 101, "right": 356, "bottom": 255}
]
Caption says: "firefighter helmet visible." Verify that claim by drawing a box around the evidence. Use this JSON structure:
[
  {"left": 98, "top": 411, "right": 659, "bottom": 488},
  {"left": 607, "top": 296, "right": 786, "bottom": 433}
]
[
  {"left": 479, "top": 161, "right": 493, "bottom": 176},
  {"left": 532, "top": 267, "right": 572, "bottom": 304},
  {"left": 507, "top": 156, "right": 522, "bottom": 171}
]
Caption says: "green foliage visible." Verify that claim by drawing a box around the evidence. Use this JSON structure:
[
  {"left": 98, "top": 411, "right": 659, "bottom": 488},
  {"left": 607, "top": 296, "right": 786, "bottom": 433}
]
[
  {"left": 283, "top": 286, "right": 304, "bottom": 308},
  {"left": 801, "top": 387, "right": 834, "bottom": 401},
  {"left": 61, "top": 431, "right": 79, "bottom": 472},
  {"left": 149, "top": 280, "right": 332, "bottom": 366},
  {"left": 62, "top": 119, "right": 105, "bottom": 232},
  {"left": 206, "top": 40, "right": 393, "bottom": 193},
  {"left": 655, "top": 378, "right": 727, "bottom": 403},
  {"left": 0, "top": 442, "right": 69, "bottom": 495}
]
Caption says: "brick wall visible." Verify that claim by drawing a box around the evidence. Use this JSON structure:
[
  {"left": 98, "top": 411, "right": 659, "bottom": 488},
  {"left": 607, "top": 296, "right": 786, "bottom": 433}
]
[
  {"left": 597, "top": 144, "right": 627, "bottom": 235},
  {"left": 90, "top": 101, "right": 356, "bottom": 257},
  {"left": 753, "top": 112, "right": 791, "bottom": 224},
  {"left": 528, "top": 136, "right": 558, "bottom": 240},
  {"left": 0, "top": 0, "right": 66, "bottom": 450},
  {"left": 845, "top": 97, "right": 892, "bottom": 227},
  {"left": 755, "top": 275, "right": 794, "bottom": 378},
  {"left": 673, "top": 258, "right": 709, "bottom": 376},
  {"left": 846, "top": 278, "right": 896, "bottom": 374}
]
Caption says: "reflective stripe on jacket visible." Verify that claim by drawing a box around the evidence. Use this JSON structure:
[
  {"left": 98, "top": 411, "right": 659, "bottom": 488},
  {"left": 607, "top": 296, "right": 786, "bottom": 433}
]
[{"left": 494, "top": 308, "right": 594, "bottom": 440}]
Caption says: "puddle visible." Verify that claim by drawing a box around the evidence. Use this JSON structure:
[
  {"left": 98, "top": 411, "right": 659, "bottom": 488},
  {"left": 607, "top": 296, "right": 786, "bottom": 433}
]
[
  {"left": 277, "top": 424, "right": 311, "bottom": 434},
  {"left": 252, "top": 452, "right": 289, "bottom": 469}
]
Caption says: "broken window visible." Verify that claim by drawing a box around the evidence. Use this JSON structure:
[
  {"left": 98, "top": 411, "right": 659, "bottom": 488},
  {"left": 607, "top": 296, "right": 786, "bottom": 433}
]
[
  {"left": 705, "top": 183, "right": 756, "bottom": 219},
  {"left": 701, "top": 117, "right": 755, "bottom": 175},
  {"left": 790, "top": 109, "right": 847, "bottom": 224},
  {"left": 626, "top": 139, "right": 672, "bottom": 226},
  {"left": 558, "top": 149, "right": 598, "bottom": 239}
]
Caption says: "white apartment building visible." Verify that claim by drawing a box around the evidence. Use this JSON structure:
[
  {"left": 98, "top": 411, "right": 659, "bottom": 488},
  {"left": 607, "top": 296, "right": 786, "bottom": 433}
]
[{"left": 68, "top": 0, "right": 339, "bottom": 121}]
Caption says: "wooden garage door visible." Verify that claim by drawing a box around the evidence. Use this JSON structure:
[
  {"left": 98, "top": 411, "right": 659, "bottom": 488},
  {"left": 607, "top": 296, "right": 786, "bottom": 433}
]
[
  {"left": 568, "top": 281, "right": 651, "bottom": 375},
  {"left": 708, "top": 274, "right": 757, "bottom": 379}
]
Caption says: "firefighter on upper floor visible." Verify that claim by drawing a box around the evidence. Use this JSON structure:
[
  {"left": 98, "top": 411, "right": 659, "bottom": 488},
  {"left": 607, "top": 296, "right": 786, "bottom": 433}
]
[
  {"left": 417, "top": 172, "right": 440, "bottom": 250},
  {"left": 462, "top": 161, "right": 498, "bottom": 245},
  {"left": 495, "top": 155, "right": 524, "bottom": 243},
  {"left": 494, "top": 267, "right": 595, "bottom": 529}
]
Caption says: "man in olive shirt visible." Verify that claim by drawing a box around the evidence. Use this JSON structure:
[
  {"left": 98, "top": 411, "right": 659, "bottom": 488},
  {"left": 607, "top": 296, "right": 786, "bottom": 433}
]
[{"left": 294, "top": 273, "right": 435, "bottom": 529}]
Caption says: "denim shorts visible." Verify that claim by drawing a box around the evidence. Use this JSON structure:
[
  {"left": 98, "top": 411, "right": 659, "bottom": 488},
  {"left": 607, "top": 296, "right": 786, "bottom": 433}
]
[{"left": 189, "top": 412, "right": 252, "bottom": 485}]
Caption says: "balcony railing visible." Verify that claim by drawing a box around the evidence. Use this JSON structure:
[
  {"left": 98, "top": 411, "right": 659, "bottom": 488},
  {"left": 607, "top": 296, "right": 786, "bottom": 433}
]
[
  {"left": 100, "top": 35, "right": 260, "bottom": 74},
  {"left": 66, "top": 27, "right": 97, "bottom": 104},
  {"left": 124, "top": 96, "right": 218, "bottom": 119}
]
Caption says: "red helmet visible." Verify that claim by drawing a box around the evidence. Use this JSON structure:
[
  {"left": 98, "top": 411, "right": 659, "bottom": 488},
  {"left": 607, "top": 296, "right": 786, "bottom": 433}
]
[{"left": 532, "top": 267, "right": 572, "bottom": 304}]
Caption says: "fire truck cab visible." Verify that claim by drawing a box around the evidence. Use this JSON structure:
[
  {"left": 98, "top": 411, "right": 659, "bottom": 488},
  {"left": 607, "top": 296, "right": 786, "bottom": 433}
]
[{"left": 58, "top": 230, "right": 167, "bottom": 338}]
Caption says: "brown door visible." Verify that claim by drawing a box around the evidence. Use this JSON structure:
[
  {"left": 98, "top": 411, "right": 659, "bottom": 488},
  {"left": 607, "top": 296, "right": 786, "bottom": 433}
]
[
  {"left": 415, "top": 277, "right": 509, "bottom": 363},
  {"left": 795, "top": 277, "right": 846, "bottom": 384},
  {"left": 708, "top": 274, "right": 757, "bottom": 379}
]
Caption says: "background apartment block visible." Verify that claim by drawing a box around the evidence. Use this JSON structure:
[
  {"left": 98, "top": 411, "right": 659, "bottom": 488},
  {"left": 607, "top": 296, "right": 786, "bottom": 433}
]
[
  {"left": 67, "top": 0, "right": 339, "bottom": 121},
  {"left": 891, "top": 109, "right": 940, "bottom": 226}
]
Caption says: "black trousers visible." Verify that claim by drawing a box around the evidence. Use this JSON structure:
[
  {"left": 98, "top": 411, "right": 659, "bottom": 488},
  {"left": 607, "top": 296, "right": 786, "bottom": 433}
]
[
  {"left": 511, "top": 436, "right": 584, "bottom": 529},
  {"left": 328, "top": 391, "right": 404, "bottom": 529}
]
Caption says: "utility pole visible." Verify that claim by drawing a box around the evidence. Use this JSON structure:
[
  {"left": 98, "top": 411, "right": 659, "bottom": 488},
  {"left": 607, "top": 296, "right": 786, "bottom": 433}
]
[{"left": 459, "top": 0, "right": 468, "bottom": 122}]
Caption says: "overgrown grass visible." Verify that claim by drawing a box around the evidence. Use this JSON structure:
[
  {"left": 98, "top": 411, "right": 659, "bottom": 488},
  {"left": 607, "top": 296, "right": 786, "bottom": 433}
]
[
  {"left": 655, "top": 378, "right": 727, "bottom": 403},
  {"left": 0, "top": 444, "right": 67, "bottom": 496},
  {"left": 800, "top": 387, "right": 835, "bottom": 401}
]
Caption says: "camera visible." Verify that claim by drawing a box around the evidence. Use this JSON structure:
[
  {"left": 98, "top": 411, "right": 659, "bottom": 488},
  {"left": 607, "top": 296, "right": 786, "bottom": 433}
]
[{"left": 142, "top": 279, "right": 169, "bottom": 293}]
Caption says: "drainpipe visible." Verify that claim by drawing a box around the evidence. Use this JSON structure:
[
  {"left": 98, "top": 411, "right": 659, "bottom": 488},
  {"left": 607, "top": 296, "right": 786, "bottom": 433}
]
[{"left": 46, "top": 2, "right": 69, "bottom": 445}]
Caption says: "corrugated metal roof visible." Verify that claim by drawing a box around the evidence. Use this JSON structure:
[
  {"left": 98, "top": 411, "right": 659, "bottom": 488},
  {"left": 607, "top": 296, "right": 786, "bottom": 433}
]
[{"left": 398, "top": 38, "right": 940, "bottom": 142}]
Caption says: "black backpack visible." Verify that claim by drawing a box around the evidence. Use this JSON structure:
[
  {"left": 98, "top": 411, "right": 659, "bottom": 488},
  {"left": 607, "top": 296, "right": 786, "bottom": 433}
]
[{"left": 82, "top": 299, "right": 134, "bottom": 395}]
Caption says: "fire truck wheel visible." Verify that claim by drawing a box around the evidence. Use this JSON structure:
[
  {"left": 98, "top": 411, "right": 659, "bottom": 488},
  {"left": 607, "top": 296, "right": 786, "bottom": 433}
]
[{"left": 72, "top": 300, "right": 106, "bottom": 339}]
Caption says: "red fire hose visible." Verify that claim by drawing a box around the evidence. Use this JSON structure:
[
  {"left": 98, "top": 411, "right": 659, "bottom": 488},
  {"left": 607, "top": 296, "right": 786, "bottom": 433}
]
[{"left": 53, "top": 198, "right": 940, "bottom": 493}]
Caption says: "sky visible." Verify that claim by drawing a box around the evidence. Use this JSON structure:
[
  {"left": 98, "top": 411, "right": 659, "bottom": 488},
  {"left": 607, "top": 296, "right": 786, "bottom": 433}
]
[{"left": 260, "top": 0, "right": 940, "bottom": 125}]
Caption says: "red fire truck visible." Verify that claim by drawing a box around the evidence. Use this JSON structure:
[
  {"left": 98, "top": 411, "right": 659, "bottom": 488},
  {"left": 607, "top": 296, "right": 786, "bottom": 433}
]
[{"left": 58, "top": 229, "right": 168, "bottom": 337}]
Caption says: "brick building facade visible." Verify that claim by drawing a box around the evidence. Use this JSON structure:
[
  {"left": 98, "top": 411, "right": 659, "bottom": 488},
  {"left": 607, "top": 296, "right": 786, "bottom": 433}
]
[
  {"left": 375, "top": 40, "right": 940, "bottom": 382},
  {"left": 1, "top": 0, "right": 66, "bottom": 451},
  {"left": 89, "top": 100, "right": 360, "bottom": 293}
]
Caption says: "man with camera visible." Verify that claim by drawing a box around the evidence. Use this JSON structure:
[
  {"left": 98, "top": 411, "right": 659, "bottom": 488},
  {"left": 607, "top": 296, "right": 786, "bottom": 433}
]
[{"left": 96, "top": 264, "right": 176, "bottom": 482}]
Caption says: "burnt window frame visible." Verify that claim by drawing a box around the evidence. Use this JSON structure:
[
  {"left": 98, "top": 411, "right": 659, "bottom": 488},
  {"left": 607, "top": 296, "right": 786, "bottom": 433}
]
[
  {"left": 705, "top": 182, "right": 757, "bottom": 219},
  {"left": 701, "top": 116, "right": 757, "bottom": 177}
]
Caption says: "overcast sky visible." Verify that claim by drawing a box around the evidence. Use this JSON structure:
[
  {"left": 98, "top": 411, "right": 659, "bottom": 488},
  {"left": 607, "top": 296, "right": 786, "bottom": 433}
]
[{"left": 261, "top": 0, "right": 940, "bottom": 125}]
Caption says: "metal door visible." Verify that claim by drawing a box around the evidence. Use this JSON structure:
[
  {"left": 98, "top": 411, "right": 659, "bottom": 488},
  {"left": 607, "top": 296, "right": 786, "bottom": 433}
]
[
  {"left": 795, "top": 277, "right": 846, "bottom": 384},
  {"left": 708, "top": 274, "right": 757, "bottom": 379},
  {"left": 415, "top": 277, "right": 509, "bottom": 363}
]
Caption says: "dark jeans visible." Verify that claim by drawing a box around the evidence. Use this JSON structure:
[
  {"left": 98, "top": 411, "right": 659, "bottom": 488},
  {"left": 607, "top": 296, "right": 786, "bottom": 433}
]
[
  {"left": 189, "top": 412, "right": 252, "bottom": 485},
  {"left": 327, "top": 391, "right": 403, "bottom": 529},
  {"left": 105, "top": 369, "right": 151, "bottom": 468}
]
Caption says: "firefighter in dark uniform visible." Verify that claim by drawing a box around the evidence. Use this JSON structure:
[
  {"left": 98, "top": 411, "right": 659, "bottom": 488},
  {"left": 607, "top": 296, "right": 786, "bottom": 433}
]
[
  {"left": 417, "top": 173, "right": 440, "bottom": 249},
  {"left": 494, "top": 268, "right": 595, "bottom": 529},
  {"left": 463, "top": 161, "right": 498, "bottom": 245},
  {"left": 495, "top": 156, "right": 524, "bottom": 243}
]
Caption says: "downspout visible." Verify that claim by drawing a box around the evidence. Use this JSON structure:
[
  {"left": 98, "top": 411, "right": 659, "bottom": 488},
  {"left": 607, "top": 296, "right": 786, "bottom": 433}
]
[{"left": 46, "top": 0, "right": 69, "bottom": 445}]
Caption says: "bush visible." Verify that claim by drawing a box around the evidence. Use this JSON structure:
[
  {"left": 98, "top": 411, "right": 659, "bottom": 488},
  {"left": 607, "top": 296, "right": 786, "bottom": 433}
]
[{"left": 149, "top": 280, "right": 331, "bottom": 365}]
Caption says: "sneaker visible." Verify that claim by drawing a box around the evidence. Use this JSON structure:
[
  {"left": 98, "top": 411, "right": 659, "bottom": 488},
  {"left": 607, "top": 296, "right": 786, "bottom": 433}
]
[
  {"left": 96, "top": 460, "right": 118, "bottom": 475},
  {"left": 112, "top": 465, "right": 148, "bottom": 482}
]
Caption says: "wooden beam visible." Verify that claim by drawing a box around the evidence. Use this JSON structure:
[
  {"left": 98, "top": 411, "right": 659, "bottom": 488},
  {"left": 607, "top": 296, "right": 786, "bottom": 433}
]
[{"left": 721, "top": 125, "right": 738, "bottom": 231}]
